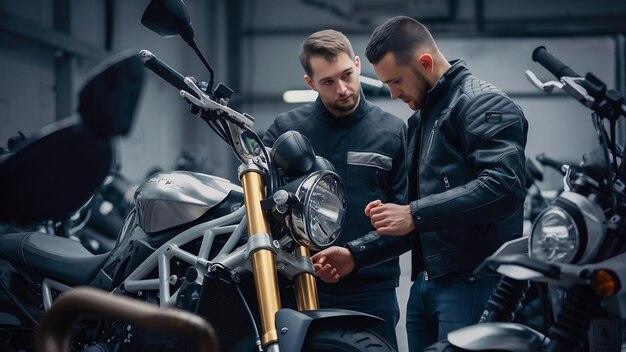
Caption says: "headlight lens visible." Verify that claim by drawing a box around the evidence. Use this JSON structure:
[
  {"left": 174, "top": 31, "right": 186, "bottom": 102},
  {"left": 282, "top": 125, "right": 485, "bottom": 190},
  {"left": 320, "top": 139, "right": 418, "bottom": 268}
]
[
  {"left": 530, "top": 207, "right": 580, "bottom": 263},
  {"left": 291, "top": 171, "right": 345, "bottom": 250}
]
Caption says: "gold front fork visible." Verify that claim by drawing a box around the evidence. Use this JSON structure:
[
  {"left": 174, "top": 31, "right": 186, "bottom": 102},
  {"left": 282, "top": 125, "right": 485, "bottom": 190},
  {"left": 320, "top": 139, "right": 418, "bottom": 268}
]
[
  {"left": 240, "top": 165, "right": 280, "bottom": 346},
  {"left": 294, "top": 246, "right": 319, "bottom": 311}
]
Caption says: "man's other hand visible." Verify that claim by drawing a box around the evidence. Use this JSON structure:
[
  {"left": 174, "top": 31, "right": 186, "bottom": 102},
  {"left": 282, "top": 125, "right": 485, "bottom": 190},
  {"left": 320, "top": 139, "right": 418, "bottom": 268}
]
[
  {"left": 368, "top": 203, "right": 415, "bottom": 236},
  {"left": 311, "top": 246, "right": 355, "bottom": 283}
]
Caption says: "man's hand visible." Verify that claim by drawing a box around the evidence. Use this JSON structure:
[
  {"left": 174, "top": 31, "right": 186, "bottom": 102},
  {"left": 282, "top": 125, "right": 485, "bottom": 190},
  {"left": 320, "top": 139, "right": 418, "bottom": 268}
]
[
  {"left": 311, "top": 247, "right": 355, "bottom": 283},
  {"left": 364, "top": 199, "right": 382, "bottom": 217},
  {"left": 368, "top": 203, "right": 415, "bottom": 236}
]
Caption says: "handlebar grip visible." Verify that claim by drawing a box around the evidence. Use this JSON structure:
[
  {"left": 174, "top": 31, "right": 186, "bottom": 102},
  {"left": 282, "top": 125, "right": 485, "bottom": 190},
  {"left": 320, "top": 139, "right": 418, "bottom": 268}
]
[
  {"left": 139, "top": 50, "right": 199, "bottom": 99},
  {"left": 536, "top": 152, "right": 568, "bottom": 174},
  {"left": 532, "top": 46, "right": 579, "bottom": 79}
]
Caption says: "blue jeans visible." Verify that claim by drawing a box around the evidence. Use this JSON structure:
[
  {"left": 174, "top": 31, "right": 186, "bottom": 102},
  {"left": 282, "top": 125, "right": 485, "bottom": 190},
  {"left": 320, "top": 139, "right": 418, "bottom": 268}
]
[
  {"left": 406, "top": 271, "right": 498, "bottom": 352},
  {"left": 318, "top": 287, "right": 400, "bottom": 349}
]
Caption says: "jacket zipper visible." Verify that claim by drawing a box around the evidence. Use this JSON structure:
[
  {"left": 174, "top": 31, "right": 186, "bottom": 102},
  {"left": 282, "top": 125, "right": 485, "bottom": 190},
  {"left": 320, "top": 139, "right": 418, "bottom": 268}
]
[
  {"left": 423, "top": 119, "right": 439, "bottom": 161},
  {"left": 416, "top": 118, "right": 424, "bottom": 200},
  {"left": 442, "top": 174, "right": 451, "bottom": 190}
]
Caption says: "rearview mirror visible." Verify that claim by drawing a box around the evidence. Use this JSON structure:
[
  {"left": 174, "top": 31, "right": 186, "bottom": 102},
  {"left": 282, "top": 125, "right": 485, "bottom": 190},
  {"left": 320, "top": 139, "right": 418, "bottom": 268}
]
[{"left": 141, "top": 0, "right": 194, "bottom": 45}]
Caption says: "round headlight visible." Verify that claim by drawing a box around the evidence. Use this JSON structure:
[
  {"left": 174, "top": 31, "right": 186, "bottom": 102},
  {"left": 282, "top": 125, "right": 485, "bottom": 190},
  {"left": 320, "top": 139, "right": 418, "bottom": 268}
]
[
  {"left": 530, "top": 207, "right": 579, "bottom": 263},
  {"left": 291, "top": 171, "right": 346, "bottom": 250},
  {"left": 530, "top": 191, "right": 607, "bottom": 264}
]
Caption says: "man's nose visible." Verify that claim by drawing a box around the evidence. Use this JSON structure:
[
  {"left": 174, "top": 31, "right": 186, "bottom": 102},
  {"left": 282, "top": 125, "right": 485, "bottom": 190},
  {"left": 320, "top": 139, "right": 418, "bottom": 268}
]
[
  {"left": 337, "top": 80, "right": 348, "bottom": 95},
  {"left": 389, "top": 86, "right": 400, "bottom": 100}
]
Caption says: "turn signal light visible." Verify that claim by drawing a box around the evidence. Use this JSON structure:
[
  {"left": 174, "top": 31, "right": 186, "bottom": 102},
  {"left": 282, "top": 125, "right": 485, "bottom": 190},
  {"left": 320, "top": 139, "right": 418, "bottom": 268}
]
[{"left": 591, "top": 269, "right": 620, "bottom": 298}]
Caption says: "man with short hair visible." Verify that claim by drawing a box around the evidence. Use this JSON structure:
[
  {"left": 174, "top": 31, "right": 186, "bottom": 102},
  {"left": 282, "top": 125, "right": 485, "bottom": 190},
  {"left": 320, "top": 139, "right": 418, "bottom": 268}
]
[
  {"left": 262, "top": 29, "right": 408, "bottom": 348},
  {"left": 313, "top": 17, "right": 528, "bottom": 351}
]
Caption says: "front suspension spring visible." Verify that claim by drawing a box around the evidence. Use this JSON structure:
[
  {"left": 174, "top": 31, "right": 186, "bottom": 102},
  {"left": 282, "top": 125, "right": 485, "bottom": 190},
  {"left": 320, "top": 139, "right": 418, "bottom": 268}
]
[
  {"left": 546, "top": 285, "right": 600, "bottom": 352},
  {"left": 479, "top": 276, "right": 529, "bottom": 323}
]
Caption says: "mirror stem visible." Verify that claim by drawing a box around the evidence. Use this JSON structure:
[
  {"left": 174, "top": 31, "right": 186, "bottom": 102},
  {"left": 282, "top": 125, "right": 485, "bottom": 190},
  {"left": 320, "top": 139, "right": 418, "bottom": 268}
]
[{"left": 190, "top": 41, "right": 215, "bottom": 93}]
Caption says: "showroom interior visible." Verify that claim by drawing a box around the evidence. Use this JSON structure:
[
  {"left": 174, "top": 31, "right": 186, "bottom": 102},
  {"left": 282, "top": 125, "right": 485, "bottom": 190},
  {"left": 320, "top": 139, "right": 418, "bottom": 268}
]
[{"left": 1, "top": 0, "right": 626, "bottom": 351}]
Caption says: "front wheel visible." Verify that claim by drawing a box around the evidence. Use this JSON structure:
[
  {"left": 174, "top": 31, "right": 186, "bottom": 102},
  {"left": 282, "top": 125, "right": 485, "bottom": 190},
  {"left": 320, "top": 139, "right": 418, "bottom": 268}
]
[{"left": 302, "top": 327, "right": 396, "bottom": 352}]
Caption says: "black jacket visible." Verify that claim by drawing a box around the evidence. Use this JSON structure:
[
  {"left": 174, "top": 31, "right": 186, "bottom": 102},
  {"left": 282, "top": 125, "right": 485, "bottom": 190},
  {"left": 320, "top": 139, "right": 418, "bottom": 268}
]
[
  {"left": 263, "top": 93, "right": 407, "bottom": 292},
  {"left": 347, "top": 60, "right": 528, "bottom": 281}
]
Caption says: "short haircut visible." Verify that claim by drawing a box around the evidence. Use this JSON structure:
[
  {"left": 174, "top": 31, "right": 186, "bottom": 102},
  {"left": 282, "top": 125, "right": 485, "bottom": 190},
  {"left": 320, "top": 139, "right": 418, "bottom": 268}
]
[
  {"left": 365, "top": 16, "right": 436, "bottom": 65},
  {"left": 299, "top": 29, "right": 355, "bottom": 77}
]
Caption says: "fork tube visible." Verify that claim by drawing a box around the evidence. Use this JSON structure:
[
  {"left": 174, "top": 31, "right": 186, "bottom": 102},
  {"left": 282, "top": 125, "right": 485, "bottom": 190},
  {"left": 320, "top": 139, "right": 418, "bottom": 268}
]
[
  {"left": 294, "top": 246, "right": 319, "bottom": 311},
  {"left": 240, "top": 165, "right": 280, "bottom": 346}
]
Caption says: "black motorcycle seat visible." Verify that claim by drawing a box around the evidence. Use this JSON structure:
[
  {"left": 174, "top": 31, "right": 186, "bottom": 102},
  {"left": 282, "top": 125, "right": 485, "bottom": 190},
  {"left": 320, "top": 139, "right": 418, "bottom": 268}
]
[
  {"left": 0, "top": 232, "right": 108, "bottom": 286},
  {"left": 0, "top": 118, "right": 113, "bottom": 225}
]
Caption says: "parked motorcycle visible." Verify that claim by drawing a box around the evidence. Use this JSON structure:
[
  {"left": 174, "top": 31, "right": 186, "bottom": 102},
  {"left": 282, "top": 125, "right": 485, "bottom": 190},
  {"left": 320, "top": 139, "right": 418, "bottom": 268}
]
[
  {"left": 0, "top": 80, "right": 137, "bottom": 254},
  {"left": 0, "top": 1, "right": 397, "bottom": 351},
  {"left": 0, "top": 135, "right": 132, "bottom": 254},
  {"left": 426, "top": 46, "right": 626, "bottom": 352},
  {"left": 76, "top": 168, "right": 135, "bottom": 254},
  {"left": 0, "top": 49, "right": 145, "bottom": 349}
]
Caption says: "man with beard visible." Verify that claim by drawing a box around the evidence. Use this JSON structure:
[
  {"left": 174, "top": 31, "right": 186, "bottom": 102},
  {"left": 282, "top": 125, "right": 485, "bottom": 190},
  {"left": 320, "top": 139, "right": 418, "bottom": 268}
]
[
  {"left": 263, "top": 29, "right": 408, "bottom": 348},
  {"left": 312, "top": 17, "right": 528, "bottom": 351}
]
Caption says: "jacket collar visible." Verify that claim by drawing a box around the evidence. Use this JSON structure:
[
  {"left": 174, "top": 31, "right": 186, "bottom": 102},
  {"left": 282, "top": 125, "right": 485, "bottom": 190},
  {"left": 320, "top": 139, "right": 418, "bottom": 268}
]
[
  {"left": 423, "top": 59, "right": 470, "bottom": 109},
  {"left": 314, "top": 90, "right": 369, "bottom": 126}
]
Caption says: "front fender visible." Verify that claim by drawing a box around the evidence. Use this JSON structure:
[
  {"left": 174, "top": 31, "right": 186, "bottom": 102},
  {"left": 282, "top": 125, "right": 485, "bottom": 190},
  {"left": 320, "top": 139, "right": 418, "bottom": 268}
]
[
  {"left": 448, "top": 322, "right": 548, "bottom": 351},
  {"left": 275, "top": 308, "right": 383, "bottom": 352}
]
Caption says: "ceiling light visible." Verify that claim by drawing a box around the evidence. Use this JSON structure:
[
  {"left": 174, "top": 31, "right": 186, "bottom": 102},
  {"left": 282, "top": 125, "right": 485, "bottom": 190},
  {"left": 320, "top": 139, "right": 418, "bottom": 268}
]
[
  {"left": 359, "top": 75, "right": 384, "bottom": 88},
  {"left": 282, "top": 90, "right": 318, "bottom": 103}
]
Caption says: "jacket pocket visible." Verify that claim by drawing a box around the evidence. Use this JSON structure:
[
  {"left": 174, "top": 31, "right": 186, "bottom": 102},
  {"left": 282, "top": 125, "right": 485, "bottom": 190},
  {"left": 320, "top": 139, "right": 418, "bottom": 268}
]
[{"left": 376, "top": 168, "right": 390, "bottom": 192}]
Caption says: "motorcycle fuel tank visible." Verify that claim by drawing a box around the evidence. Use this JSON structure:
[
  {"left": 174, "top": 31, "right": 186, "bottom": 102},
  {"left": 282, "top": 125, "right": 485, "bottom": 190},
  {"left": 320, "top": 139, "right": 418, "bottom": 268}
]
[{"left": 135, "top": 171, "right": 242, "bottom": 233}]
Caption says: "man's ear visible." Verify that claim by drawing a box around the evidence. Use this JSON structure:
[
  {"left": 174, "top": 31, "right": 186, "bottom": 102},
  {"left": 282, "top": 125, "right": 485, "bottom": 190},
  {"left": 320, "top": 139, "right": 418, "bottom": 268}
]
[
  {"left": 418, "top": 53, "right": 434, "bottom": 73},
  {"left": 354, "top": 55, "right": 361, "bottom": 74},
  {"left": 304, "top": 75, "right": 316, "bottom": 91}
]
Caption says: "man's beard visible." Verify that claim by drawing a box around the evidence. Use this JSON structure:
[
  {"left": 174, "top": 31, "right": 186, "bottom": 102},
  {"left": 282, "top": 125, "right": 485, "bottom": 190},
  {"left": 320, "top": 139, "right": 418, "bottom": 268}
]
[
  {"left": 329, "top": 91, "right": 359, "bottom": 113},
  {"left": 409, "top": 64, "right": 429, "bottom": 110}
]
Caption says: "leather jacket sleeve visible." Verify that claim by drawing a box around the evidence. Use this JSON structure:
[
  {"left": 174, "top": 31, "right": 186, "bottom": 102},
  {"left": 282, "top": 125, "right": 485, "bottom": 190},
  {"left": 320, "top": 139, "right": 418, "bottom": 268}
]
[
  {"left": 410, "top": 93, "right": 527, "bottom": 232},
  {"left": 346, "top": 231, "right": 411, "bottom": 272}
]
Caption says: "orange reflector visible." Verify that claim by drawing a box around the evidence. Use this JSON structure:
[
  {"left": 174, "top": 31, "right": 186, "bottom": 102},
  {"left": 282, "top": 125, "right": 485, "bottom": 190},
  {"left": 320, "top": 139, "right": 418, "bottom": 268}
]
[{"left": 591, "top": 269, "right": 620, "bottom": 298}]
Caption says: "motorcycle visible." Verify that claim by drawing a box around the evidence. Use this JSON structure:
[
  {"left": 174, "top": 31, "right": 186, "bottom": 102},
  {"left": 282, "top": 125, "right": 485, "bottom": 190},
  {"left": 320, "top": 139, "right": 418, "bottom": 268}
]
[
  {"left": 426, "top": 46, "right": 626, "bottom": 352},
  {"left": 0, "top": 115, "right": 134, "bottom": 256},
  {"left": 0, "top": 0, "right": 397, "bottom": 351},
  {"left": 0, "top": 49, "right": 145, "bottom": 349},
  {"left": 0, "top": 147, "right": 132, "bottom": 255}
]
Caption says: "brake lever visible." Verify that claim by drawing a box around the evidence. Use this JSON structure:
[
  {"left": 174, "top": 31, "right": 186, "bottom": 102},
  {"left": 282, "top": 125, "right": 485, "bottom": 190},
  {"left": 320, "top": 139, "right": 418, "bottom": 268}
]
[
  {"left": 525, "top": 69, "right": 563, "bottom": 92},
  {"left": 526, "top": 70, "right": 596, "bottom": 109},
  {"left": 180, "top": 77, "right": 255, "bottom": 128}
]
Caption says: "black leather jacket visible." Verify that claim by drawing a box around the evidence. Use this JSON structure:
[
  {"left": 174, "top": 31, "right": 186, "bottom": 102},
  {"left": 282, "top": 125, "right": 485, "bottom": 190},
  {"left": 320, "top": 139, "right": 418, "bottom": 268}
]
[
  {"left": 263, "top": 93, "right": 408, "bottom": 292},
  {"left": 347, "top": 60, "right": 528, "bottom": 281}
]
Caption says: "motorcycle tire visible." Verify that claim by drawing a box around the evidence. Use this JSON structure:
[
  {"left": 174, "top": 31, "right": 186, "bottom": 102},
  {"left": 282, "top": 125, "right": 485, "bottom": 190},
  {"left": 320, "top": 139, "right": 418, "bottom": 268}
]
[{"left": 302, "top": 327, "right": 397, "bottom": 352}]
